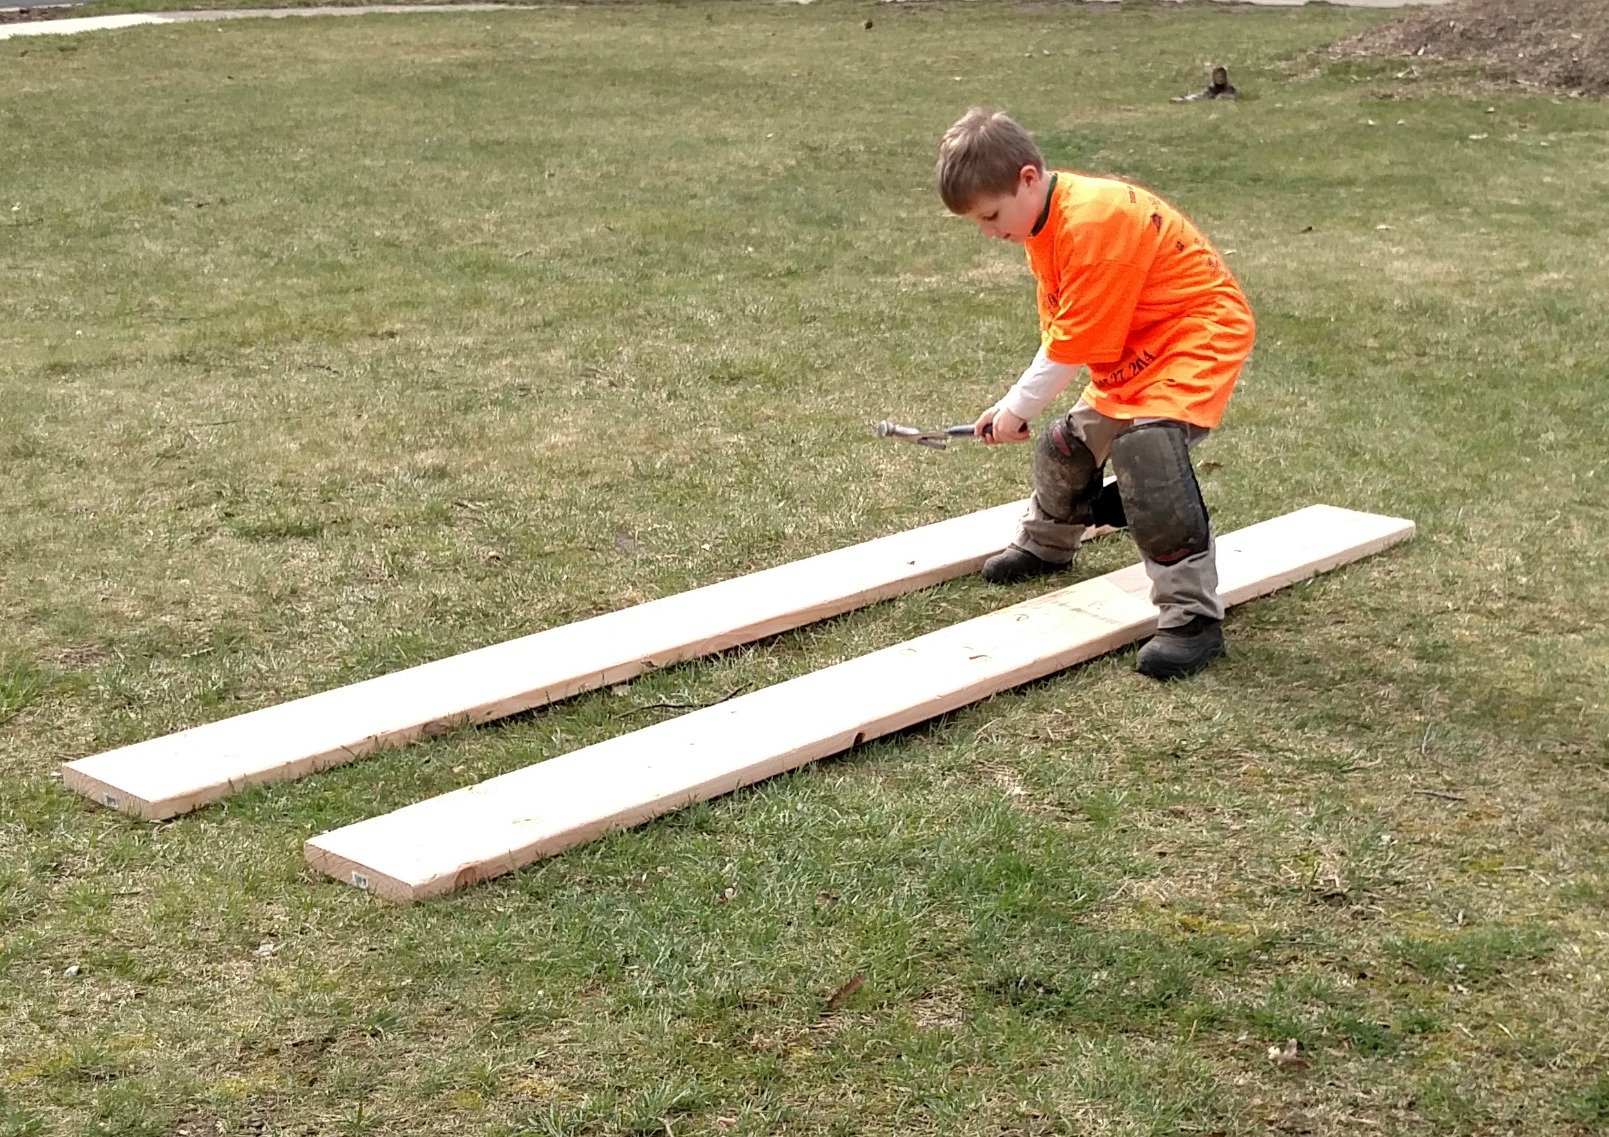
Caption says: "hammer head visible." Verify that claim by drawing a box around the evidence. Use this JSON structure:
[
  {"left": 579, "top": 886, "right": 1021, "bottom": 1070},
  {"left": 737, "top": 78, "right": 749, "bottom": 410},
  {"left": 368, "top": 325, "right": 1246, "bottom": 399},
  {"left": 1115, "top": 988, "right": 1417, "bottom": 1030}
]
[{"left": 876, "top": 421, "right": 950, "bottom": 449}]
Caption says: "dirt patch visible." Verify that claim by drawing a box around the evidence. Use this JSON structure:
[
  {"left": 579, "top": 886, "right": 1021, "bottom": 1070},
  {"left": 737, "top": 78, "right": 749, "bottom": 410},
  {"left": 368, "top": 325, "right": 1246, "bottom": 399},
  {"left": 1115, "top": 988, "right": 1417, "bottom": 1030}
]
[
  {"left": 0, "top": 4, "right": 84, "bottom": 22},
  {"left": 1332, "top": 0, "right": 1609, "bottom": 97},
  {"left": 45, "top": 643, "right": 111, "bottom": 671}
]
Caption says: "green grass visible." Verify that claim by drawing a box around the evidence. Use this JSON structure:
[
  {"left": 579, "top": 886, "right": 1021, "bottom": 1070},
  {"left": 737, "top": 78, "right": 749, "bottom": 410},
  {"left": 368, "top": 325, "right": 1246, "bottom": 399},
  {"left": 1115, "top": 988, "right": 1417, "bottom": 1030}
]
[{"left": 3, "top": 1, "right": 1608, "bottom": 1134}]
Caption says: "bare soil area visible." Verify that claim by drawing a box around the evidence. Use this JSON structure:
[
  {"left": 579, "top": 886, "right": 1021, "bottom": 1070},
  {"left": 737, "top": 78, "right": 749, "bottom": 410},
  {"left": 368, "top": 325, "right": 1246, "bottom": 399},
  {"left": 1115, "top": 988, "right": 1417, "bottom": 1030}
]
[
  {"left": 1333, "top": 0, "right": 1609, "bottom": 96},
  {"left": 0, "top": 3, "right": 84, "bottom": 21}
]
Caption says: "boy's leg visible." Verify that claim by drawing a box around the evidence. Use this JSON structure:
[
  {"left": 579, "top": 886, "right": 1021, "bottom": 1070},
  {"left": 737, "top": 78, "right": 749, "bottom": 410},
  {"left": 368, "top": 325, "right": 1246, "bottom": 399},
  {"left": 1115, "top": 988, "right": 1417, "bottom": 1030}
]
[
  {"left": 1107, "top": 419, "right": 1226, "bottom": 678},
  {"left": 986, "top": 402, "right": 1127, "bottom": 583}
]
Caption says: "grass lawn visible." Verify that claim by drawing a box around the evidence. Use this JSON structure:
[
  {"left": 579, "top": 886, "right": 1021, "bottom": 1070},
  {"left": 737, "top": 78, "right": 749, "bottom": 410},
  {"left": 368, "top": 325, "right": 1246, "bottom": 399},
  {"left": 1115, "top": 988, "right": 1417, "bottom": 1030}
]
[{"left": 2, "top": 1, "right": 1607, "bottom": 1134}]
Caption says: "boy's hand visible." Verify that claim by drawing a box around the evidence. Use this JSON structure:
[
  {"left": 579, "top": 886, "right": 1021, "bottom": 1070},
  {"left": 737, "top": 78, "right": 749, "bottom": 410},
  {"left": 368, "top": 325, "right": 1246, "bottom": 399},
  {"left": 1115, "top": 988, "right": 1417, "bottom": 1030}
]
[{"left": 975, "top": 406, "right": 1031, "bottom": 445}]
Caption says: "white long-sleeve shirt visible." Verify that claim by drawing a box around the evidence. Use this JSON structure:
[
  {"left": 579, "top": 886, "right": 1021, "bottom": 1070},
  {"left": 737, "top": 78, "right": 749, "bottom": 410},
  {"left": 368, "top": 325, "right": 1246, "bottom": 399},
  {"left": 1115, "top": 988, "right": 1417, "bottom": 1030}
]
[{"left": 998, "top": 347, "right": 1083, "bottom": 422}]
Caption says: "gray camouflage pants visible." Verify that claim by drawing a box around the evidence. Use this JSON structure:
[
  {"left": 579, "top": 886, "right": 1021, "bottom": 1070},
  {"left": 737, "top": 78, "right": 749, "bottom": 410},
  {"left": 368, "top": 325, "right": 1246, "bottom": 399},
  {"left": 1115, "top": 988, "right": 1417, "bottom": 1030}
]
[{"left": 1013, "top": 399, "right": 1224, "bottom": 630}]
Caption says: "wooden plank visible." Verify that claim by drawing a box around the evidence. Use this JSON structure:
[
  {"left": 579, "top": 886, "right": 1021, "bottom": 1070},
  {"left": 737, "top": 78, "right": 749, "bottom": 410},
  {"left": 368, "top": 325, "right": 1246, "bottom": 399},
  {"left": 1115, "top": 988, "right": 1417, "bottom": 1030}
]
[
  {"left": 64, "top": 500, "right": 1084, "bottom": 820},
  {"left": 305, "top": 505, "right": 1414, "bottom": 901}
]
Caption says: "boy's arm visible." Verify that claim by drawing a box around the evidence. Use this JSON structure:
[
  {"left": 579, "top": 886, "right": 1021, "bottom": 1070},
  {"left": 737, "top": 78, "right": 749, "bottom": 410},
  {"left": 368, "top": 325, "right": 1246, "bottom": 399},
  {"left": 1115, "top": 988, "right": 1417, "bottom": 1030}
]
[
  {"left": 975, "top": 347, "right": 1081, "bottom": 444},
  {"left": 999, "top": 346, "right": 1081, "bottom": 421}
]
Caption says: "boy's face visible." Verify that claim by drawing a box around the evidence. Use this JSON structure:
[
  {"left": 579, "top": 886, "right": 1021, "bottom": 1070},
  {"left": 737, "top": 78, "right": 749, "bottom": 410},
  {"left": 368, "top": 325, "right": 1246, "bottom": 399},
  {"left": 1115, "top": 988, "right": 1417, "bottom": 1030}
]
[{"left": 961, "top": 165, "right": 1047, "bottom": 245}]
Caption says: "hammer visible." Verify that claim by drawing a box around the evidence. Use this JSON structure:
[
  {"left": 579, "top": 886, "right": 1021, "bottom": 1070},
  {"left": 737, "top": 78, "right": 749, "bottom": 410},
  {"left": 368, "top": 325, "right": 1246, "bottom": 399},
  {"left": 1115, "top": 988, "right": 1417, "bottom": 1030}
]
[{"left": 875, "top": 420, "right": 1029, "bottom": 450}]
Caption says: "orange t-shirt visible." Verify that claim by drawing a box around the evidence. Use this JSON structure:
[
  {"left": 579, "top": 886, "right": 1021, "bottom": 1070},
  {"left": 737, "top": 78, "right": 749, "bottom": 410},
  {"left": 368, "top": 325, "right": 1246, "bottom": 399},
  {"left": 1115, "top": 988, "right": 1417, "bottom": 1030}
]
[{"left": 1024, "top": 171, "right": 1255, "bottom": 428}]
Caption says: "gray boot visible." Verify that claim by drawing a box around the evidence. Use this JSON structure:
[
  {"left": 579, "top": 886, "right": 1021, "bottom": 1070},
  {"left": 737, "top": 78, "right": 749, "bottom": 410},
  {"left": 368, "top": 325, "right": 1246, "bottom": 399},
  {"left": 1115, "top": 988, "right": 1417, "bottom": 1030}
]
[
  {"left": 1136, "top": 616, "right": 1225, "bottom": 679},
  {"left": 981, "top": 545, "right": 1068, "bottom": 585}
]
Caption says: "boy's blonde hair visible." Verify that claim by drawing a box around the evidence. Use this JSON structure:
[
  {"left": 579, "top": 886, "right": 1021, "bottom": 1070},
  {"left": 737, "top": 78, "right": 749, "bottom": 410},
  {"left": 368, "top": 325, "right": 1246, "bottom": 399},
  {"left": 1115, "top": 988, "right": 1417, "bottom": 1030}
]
[{"left": 935, "top": 108, "right": 1045, "bottom": 215}]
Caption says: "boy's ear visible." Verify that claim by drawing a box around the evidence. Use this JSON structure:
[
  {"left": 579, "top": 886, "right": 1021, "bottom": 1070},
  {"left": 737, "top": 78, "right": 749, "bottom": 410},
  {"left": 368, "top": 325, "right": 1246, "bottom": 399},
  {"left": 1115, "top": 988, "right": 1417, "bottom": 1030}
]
[{"left": 1018, "top": 165, "right": 1043, "bottom": 191}]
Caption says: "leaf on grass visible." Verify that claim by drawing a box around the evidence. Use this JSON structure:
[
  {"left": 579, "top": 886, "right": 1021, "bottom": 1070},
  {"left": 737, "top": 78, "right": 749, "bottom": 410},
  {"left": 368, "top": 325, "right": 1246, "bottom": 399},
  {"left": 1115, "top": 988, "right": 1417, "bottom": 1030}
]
[
  {"left": 825, "top": 973, "right": 865, "bottom": 1012},
  {"left": 1267, "top": 1038, "right": 1309, "bottom": 1071}
]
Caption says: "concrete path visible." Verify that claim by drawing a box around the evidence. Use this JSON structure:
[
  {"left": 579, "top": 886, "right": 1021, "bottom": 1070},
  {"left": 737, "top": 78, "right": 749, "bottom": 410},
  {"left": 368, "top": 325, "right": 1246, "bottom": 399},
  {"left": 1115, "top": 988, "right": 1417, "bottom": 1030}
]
[
  {"left": 0, "top": 0, "right": 1453, "bottom": 42},
  {"left": 0, "top": 3, "right": 504, "bottom": 38}
]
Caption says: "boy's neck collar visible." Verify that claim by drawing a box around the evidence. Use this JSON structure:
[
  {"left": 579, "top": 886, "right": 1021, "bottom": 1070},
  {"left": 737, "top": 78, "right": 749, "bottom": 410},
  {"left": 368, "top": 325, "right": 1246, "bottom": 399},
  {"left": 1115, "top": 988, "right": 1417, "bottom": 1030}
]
[{"left": 1028, "top": 172, "right": 1057, "bottom": 239}]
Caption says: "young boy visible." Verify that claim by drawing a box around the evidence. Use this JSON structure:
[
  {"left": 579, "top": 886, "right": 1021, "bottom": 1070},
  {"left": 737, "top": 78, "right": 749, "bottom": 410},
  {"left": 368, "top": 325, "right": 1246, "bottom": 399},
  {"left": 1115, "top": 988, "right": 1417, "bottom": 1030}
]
[{"left": 936, "top": 108, "right": 1255, "bottom": 679}]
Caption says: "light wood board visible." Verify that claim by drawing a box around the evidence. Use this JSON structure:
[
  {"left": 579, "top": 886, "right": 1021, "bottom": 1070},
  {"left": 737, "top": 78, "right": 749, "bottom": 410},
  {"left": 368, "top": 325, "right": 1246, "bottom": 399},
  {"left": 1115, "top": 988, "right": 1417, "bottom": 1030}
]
[
  {"left": 63, "top": 501, "right": 1079, "bottom": 820},
  {"left": 305, "top": 504, "right": 1414, "bottom": 901}
]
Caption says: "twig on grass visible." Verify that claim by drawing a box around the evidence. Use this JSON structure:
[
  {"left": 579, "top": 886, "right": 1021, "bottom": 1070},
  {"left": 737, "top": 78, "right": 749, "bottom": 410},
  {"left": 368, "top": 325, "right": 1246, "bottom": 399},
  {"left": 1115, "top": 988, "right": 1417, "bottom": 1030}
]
[
  {"left": 615, "top": 683, "right": 752, "bottom": 718},
  {"left": 1413, "top": 789, "right": 1467, "bottom": 802},
  {"left": 1340, "top": 758, "right": 1384, "bottom": 775}
]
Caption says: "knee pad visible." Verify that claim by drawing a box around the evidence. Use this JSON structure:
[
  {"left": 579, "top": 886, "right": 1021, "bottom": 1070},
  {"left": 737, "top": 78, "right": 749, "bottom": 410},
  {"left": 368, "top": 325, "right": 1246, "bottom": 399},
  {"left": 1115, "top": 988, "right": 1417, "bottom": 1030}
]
[
  {"left": 1109, "top": 422, "right": 1210, "bottom": 565},
  {"left": 1031, "top": 419, "right": 1102, "bottom": 525}
]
